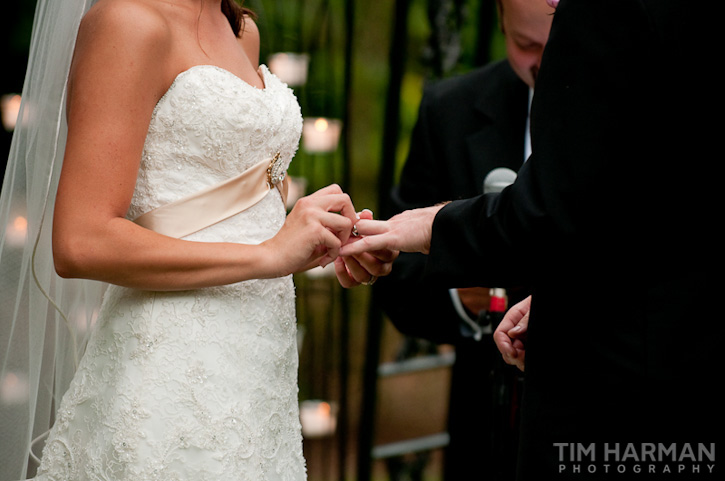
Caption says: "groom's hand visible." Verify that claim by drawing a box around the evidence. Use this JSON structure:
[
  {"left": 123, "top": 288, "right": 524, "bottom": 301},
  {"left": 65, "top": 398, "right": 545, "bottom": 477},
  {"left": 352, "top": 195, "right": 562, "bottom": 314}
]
[{"left": 338, "top": 204, "right": 445, "bottom": 257}]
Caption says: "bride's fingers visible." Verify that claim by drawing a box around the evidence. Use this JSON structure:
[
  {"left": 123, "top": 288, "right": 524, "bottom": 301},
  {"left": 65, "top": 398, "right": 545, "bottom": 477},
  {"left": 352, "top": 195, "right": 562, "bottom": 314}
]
[
  {"left": 300, "top": 192, "right": 357, "bottom": 239},
  {"left": 307, "top": 185, "right": 358, "bottom": 223},
  {"left": 318, "top": 253, "right": 333, "bottom": 268},
  {"left": 315, "top": 227, "right": 342, "bottom": 260},
  {"left": 318, "top": 211, "right": 356, "bottom": 244},
  {"left": 306, "top": 192, "right": 355, "bottom": 215},
  {"left": 301, "top": 215, "right": 344, "bottom": 253}
]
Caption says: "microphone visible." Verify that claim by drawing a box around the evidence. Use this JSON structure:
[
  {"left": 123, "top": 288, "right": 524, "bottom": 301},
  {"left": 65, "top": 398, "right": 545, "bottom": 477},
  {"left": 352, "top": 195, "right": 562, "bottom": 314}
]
[{"left": 483, "top": 167, "right": 517, "bottom": 194}]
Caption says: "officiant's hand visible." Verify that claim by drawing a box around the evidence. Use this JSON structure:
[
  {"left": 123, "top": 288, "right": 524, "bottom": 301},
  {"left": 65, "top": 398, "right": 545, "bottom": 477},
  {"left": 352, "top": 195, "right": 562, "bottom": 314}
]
[
  {"left": 263, "top": 184, "right": 358, "bottom": 277},
  {"left": 334, "top": 209, "right": 398, "bottom": 288}
]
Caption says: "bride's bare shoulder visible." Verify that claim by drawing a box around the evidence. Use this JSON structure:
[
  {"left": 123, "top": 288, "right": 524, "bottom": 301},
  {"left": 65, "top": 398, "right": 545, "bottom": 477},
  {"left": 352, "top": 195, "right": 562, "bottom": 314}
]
[
  {"left": 78, "top": 0, "right": 171, "bottom": 49},
  {"left": 68, "top": 0, "right": 175, "bottom": 103},
  {"left": 238, "top": 15, "right": 261, "bottom": 65},
  {"left": 71, "top": 0, "right": 172, "bottom": 77}
]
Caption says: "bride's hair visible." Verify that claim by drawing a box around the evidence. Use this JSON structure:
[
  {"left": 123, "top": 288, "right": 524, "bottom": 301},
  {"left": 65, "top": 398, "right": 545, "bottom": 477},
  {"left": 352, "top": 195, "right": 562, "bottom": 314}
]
[{"left": 222, "top": 0, "right": 256, "bottom": 37}]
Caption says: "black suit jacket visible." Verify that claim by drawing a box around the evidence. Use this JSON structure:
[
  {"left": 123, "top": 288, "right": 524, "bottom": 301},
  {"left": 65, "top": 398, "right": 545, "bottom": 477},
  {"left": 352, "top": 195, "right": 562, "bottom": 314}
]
[
  {"left": 377, "top": 60, "right": 529, "bottom": 343},
  {"left": 425, "top": 1, "right": 721, "bottom": 480},
  {"left": 375, "top": 60, "right": 529, "bottom": 481}
]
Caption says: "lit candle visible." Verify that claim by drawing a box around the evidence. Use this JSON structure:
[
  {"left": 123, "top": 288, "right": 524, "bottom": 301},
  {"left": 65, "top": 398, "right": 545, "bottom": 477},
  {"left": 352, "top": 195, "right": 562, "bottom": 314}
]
[
  {"left": 299, "top": 400, "right": 337, "bottom": 438},
  {"left": 0, "top": 371, "right": 29, "bottom": 405},
  {"left": 1, "top": 94, "right": 22, "bottom": 132},
  {"left": 302, "top": 117, "right": 342, "bottom": 153},
  {"left": 5, "top": 215, "right": 28, "bottom": 247},
  {"left": 268, "top": 53, "right": 309, "bottom": 87},
  {"left": 70, "top": 306, "right": 100, "bottom": 335}
]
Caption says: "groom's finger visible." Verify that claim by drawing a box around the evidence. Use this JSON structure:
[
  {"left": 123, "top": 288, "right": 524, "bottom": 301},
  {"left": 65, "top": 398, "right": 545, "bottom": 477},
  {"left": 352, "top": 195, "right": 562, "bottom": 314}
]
[
  {"left": 357, "top": 209, "right": 374, "bottom": 221},
  {"left": 352, "top": 219, "right": 389, "bottom": 236},
  {"left": 339, "top": 233, "right": 391, "bottom": 256}
]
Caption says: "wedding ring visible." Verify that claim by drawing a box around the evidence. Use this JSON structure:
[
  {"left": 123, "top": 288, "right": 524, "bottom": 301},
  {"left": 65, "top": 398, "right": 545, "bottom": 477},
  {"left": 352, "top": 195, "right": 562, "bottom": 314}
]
[
  {"left": 352, "top": 225, "right": 359, "bottom": 237},
  {"left": 362, "top": 274, "right": 377, "bottom": 286}
]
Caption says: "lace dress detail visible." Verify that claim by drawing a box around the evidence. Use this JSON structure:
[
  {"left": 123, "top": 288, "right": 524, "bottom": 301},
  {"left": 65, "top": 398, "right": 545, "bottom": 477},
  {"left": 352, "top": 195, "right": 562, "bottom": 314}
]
[{"left": 33, "top": 65, "right": 306, "bottom": 481}]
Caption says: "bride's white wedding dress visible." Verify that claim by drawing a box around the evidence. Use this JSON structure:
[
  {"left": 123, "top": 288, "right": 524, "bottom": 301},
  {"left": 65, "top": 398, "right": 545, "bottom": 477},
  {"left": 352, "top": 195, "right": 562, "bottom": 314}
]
[{"left": 34, "top": 64, "right": 306, "bottom": 480}]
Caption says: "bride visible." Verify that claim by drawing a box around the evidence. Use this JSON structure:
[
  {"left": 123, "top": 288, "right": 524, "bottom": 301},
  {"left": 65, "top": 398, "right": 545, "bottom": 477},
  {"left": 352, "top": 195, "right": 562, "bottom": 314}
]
[{"left": 0, "top": 0, "right": 392, "bottom": 479}]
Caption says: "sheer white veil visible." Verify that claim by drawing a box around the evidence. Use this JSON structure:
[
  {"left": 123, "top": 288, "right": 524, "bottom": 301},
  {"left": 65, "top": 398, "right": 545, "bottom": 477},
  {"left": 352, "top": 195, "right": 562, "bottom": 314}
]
[{"left": 0, "top": 0, "right": 103, "bottom": 479}]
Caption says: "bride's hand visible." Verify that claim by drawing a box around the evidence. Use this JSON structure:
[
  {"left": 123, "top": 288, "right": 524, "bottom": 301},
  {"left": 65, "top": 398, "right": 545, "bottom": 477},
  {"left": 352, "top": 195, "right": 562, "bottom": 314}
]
[
  {"left": 260, "top": 184, "right": 358, "bottom": 277},
  {"left": 334, "top": 209, "right": 399, "bottom": 288}
]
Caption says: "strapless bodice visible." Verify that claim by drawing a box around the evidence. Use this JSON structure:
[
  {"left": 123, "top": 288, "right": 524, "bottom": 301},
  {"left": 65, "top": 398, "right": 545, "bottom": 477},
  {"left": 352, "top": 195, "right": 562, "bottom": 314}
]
[{"left": 127, "top": 64, "right": 302, "bottom": 244}]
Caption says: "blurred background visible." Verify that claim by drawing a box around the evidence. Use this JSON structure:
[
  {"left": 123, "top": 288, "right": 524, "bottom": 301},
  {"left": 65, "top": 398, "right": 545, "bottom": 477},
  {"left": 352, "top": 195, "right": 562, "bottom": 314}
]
[{"left": 1, "top": 1, "right": 507, "bottom": 480}]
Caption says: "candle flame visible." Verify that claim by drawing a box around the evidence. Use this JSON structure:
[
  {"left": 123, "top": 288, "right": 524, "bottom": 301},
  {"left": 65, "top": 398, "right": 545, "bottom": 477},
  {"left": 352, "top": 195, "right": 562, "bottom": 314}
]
[
  {"left": 314, "top": 118, "right": 329, "bottom": 132},
  {"left": 13, "top": 216, "right": 27, "bottom": 233},
  {"left": 318, "top": 401, "right": 331, "bottom": 415}
]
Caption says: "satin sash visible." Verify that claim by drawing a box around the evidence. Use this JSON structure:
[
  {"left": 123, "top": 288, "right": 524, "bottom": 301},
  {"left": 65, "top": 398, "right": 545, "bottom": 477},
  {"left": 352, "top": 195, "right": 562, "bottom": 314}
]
[{"left": 133, "top": 156, "right": 289, "bottom": 238}]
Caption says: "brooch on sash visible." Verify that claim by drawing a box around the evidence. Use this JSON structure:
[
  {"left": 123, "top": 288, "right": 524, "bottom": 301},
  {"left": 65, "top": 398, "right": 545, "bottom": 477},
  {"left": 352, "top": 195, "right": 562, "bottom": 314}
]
[{"left": 267, "top": 152, "right": 287, "bottom": 188}]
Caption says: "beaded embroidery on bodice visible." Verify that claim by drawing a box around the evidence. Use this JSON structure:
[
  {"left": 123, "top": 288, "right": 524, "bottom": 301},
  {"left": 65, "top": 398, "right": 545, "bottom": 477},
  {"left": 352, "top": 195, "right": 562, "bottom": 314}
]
[
  {"left": 33, "top": 65, "right": 306, "bottom": 481},
  {"left": 130, "top": 64, "right": 302, "bottom": 244}
]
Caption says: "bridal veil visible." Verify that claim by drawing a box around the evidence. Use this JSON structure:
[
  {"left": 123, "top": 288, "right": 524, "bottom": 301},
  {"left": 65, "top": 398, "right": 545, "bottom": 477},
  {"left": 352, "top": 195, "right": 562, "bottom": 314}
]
[{"left": 0, "top": 1, "right": 103, "bottom": 479}]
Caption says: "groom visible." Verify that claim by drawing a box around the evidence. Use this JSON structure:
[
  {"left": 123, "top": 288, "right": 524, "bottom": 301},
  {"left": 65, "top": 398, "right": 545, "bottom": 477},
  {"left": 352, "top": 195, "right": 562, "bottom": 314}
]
[{"left": 340, "top": 0, "right": 722, "bottom": 479}]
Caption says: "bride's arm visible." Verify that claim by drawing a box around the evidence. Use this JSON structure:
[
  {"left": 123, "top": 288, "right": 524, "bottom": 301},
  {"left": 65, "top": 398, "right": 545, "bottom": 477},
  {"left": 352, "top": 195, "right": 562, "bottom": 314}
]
[{"left": 52, "top": 1, "right": 355, "bottom": 291}]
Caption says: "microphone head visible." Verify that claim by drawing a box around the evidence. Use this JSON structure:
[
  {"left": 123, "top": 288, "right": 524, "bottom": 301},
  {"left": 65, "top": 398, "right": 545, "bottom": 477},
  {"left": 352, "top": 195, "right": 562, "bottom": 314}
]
[{"left": 483, "top": 167, "right": 517, "bottom": 194}]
